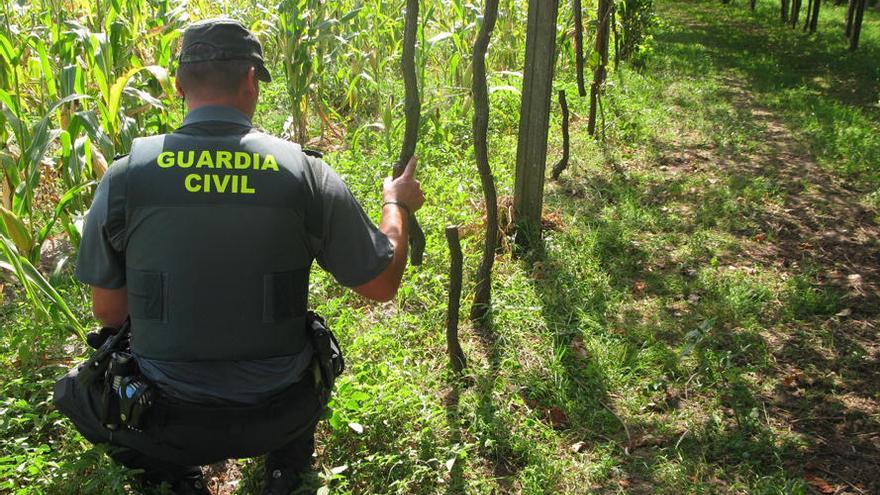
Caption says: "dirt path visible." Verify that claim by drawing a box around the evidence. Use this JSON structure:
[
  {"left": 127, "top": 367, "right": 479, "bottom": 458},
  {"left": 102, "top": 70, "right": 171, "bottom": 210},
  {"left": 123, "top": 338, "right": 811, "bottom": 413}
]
[{"left": 654, "top": 65, "right": 880, "bottom": 492}]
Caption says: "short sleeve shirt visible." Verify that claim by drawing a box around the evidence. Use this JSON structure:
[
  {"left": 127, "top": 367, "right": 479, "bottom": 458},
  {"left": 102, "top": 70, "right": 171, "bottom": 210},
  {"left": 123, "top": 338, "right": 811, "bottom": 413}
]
[{"left": 74, "top": 105, "right": 393, "bottom": 403}]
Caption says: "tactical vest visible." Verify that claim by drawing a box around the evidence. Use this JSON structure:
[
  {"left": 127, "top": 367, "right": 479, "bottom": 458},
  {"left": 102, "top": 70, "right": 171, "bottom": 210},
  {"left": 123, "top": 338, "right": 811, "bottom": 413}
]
[{"left": 103, "top": 130, "right": 324, "bottom": 362}]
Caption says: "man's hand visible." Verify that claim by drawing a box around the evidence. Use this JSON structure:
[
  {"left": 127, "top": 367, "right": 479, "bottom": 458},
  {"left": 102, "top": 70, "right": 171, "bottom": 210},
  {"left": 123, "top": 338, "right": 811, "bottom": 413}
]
[
  {"left": 352, "top": 156, "right": 425, "bottom": 302},
  {"left": 383, "top": 156, "right": 425, "bottom": 213}
]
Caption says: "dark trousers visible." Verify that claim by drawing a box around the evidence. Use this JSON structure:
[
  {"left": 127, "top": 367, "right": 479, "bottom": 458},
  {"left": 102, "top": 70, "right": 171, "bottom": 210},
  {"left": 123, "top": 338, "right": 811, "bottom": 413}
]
[{"left": 53, "top": 365, "right": 325, "bottom": 483}]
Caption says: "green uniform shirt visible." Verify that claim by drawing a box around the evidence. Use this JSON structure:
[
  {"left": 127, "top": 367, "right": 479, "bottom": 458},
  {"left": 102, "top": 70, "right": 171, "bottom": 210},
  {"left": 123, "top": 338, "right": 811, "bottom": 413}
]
[{"left": 75, "top": 105, "right": 393, "bottom": 403}]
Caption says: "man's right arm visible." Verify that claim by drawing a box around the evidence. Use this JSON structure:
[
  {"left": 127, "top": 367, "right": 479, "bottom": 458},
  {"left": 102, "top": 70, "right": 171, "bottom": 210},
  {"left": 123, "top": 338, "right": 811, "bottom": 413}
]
[{"left": 352, "top": 157, "right": 424, "bottom": 301}]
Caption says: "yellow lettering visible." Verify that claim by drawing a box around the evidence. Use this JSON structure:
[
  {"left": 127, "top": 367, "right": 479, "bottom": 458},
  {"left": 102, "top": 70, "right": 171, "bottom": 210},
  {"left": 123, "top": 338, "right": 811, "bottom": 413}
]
[
  {"left": 231, "top": 175, "right": 239, "bottom": 193},
  {"left": 195, "top": 151, "right": 214, "bottom": 169},
  {"left": 216, "top": 151, "right": 232, "bottom": 169},
  {"left": 212, "top": 174, "right": 231, "bottom": 193},
  {"left": 177, "top": 151, "right": 194, "bottom": 169},
  {"left": 240, "top": 175, "right": 256, "bottom": 194},
  {"left": 184, "top": 174, "right": 201, "bottom": 192},
  {"left": 157, "top": 151, "right": 175, "bottom": 168},
  {"left": 262, "top": 154, "right": 279, "bottom": 172},
  {"left": 234, "top": 152, "right": 251, "bottom": 170}
]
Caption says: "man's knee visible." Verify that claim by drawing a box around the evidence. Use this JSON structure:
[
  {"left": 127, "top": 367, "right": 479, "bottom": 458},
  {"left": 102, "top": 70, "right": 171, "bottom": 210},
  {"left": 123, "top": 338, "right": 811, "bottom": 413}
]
[{"left": 53, "top": 369, "right": 111, "bottom": 445}]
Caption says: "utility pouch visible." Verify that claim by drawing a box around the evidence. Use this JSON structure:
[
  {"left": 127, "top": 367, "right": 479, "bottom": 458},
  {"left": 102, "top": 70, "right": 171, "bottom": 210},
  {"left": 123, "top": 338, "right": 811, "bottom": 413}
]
[
  {"left": 306, "top": 311, "right": 344, "bottom": 395},
  {"left": 77, "top": 319, "right": 131, "bottom": 387}
]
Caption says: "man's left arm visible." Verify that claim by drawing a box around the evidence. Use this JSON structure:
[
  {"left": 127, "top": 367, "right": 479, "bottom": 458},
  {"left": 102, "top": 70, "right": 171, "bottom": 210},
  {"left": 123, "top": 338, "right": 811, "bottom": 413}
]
[{"left": 76, "top": 160, "right": 129, "bottom": 328}]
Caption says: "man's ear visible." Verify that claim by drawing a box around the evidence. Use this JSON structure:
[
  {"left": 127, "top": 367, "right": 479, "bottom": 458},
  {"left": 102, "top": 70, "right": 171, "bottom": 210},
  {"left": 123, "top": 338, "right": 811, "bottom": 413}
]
[
  {"left": 175, "top": 77, "right": 185, "bottom": 99},
  {"left": 244, "top": 66, "right": 258, "bottom": 96}
]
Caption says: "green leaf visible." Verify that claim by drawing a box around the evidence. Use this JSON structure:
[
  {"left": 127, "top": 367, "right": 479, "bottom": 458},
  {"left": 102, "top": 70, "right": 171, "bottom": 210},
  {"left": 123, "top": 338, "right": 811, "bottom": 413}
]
[{"left": 0, "top": 206, "right": 33, "bottom": 254}]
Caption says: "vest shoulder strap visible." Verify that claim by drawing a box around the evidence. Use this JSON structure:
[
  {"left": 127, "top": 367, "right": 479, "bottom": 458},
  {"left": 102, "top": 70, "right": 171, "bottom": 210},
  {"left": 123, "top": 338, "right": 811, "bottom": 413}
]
[{"left": 104, "top": 155, "right": 130, "bottom": 252}]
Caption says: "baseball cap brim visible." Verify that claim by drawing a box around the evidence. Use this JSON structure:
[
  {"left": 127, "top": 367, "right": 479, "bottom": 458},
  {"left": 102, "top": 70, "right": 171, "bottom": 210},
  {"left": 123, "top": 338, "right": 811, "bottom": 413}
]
[{"left": 255, "top": 63, "right": 272, "bottom": 83}]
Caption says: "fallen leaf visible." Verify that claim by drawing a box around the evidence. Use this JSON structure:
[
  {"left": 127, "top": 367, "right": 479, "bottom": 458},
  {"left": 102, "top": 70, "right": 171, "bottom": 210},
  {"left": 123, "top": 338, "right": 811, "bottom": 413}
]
[
  {"left": 571, "top": 337, "right": 589, "bottom": 359},
  {"left": 618, "top": 479, "right": 631, "bottom": 489},
  {"left": 755, "top": 232, "right": 766, "bottom": 242},
  {"left": 633, "top": 280, "right": 647, "bottom": 295},
  {"left": 781, "top": 370, "right": 803, "bottom": 389},
  {"left": 445, "top": 458, "right": 456, "bottom": 472},
  {"left": 531, "top": 261, "right": 545, "bottom": 280},
  {"left": 687, "top": 293, "right": 700, "bottom": 304},
  {"left": 548, "top": 407, "right": 569, "bottom": 428},
  {"left": 804, "top": 474, "right": 836, "bottom": 494},
  {"left": 571, "top": 441, "right": 586, "bottom": 453},
  {"left": 835, "top": 308, "right": 852, "bottom": 317},
  {"left": 348, "top": 422, "right": 364, "bottom": 434},
  {"left": 330, "top": 465, "right": 348, "bottom": 475}
]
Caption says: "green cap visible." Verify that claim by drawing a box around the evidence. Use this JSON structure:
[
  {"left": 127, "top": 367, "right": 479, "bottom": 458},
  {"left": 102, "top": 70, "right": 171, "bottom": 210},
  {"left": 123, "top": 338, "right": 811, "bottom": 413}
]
[{"left": 178, "top": 18, "right": 272, "bottom": 82}]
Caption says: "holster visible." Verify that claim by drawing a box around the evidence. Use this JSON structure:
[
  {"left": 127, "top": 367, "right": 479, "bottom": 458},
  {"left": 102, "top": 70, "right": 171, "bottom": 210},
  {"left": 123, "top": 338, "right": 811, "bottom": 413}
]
[
  {"left": 76, "top": 319, "right": 132, "bottom": 387},
  {"left": 306, "top": 311, "right": 344, "bottom": 400}
]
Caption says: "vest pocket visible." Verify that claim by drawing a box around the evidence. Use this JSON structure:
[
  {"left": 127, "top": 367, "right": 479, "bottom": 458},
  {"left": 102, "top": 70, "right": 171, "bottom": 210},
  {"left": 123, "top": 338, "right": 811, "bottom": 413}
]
[
  {"left": 263, "top": 269, "right": 309, "bottom": 323},
  {"left": 128, "top": 269, "right": 166, "bottom": 321}
]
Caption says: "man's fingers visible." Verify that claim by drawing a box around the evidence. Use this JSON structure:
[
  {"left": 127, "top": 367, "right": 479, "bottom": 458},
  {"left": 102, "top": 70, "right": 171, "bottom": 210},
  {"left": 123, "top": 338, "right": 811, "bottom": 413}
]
[{"left": 401, "top": 155, "right": 418, "bottom": 178}]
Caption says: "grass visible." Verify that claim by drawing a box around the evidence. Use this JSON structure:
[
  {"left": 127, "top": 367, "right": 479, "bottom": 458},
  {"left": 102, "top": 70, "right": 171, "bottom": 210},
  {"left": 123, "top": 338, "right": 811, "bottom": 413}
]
[{"left": 2, "top": 0, "right": 879, "bottom": 493}]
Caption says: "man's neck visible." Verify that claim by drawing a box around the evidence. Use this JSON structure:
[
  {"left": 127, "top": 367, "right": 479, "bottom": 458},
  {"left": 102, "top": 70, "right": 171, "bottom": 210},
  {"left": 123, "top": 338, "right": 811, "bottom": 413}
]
[{"left": 186, "top": 99, "right": 254, "bottom": 120}]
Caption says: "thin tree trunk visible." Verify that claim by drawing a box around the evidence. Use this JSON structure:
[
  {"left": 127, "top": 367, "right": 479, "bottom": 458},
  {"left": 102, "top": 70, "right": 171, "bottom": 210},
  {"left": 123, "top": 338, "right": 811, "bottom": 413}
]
[
  {"left": 845, "top": 0, "right": 857, "bottom": 38},
  {"left": 612, "top": 3, "right": 620, "bottom": 69},
  {"left": 445, "top": 226, "right": 467, "bottom": 374},
  {"left": 551, "top": 90, "right": 570, "bottom": 180},
  {"left": 470, "top": 0, "right": 500, "bottom": 324},
  {"left": 588, "top": 0, "right": 611, "bottom": 136},
  {"left": 790, "top": 0, "right": 802, "bottom": 27},
  {"left": 782, "top": 0, "right": 790, "bottom": 21},
  {"left": 809, "top": 0, "right": 821, "bottom": 33},
  {"left": 849, "top": 0, "right": 866, "bottom": 51},
  {"left": 573, "top": 0, "right": 587, "bottom": 97},
  {"left": 803, "top": 0, "right": 813, "bottom": 31},
  {"left": 751, "top": 0, "right": 757, "bottom": 10},
  {"left": 395, "top": 0, "right": 425, "bottom": 266}
]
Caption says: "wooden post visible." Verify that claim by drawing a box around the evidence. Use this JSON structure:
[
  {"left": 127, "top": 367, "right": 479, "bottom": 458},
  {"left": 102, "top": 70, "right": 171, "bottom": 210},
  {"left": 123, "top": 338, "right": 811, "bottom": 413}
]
[
  {"left": 445, "top": 226, "right": 467, "bottom": 374},
  {"left": 513, "top": 0, "right": 560, "bottom": 233},
  {"left": 470, "top": 0, "right": 500, "bottom": 324}
]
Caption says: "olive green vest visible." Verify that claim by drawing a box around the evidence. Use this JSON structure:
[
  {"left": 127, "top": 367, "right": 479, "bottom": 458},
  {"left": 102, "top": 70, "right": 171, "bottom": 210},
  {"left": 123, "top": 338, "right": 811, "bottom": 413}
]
[{"left": 104, "top": 130, "right": 323, "bottom": 362}]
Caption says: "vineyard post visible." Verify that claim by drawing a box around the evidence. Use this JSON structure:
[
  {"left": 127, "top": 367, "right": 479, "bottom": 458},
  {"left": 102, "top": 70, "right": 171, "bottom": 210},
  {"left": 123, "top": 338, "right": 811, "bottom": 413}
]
[
  {"left": 445, "top": 226, "right": 467, "bottom": 374},
  {"left": 513, "top": 0, "right": 560, "bottom": 236},
  {"left": 395, "top": 0, "right": 426, "bottom": 265},
  {"left": 470, "top": 0, "right": 500, "bottom": 324}
]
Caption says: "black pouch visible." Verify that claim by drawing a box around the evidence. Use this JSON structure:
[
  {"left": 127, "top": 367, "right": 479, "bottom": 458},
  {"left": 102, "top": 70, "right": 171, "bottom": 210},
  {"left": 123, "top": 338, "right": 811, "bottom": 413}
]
[
  {"left": 77, "top": 319, "right": 131, "bottom": 387},
  {"left": 306, "top": 311, "right": 344, "bottom": 396}
]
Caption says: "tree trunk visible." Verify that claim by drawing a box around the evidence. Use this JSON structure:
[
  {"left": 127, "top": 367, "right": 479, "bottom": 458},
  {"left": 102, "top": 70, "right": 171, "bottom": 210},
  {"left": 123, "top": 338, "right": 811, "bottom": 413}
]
[
  {"left": 809, "top": 0, "right": 821, "bottom": 33},
  {"left": 445, "top": 226, "right": 467, "bottom": 374},
  {"left": 849, "top": 0, "right": 866, "bottom": 51},
  {"left": 790, "top": 0, "right": 802, "bottom": 27},
  {"left": 551, "top": 90, "right": 570, "bottom": 180},
  {"left": 751, "top": 0, "right": 757, "bottom": 10},
  {"left": 573, "top": 0, "right": 587, "bottom": 97},
  {"left": 845, "top": 0, "right": 857, "bottom": 37},
  {"left": 782, "top": 0, "right": 790, "bottom": 21},
  {"left": 513, "top": 0, "right": 559, "bottom": 234},
  {"left": 470, "top": 0, "right": 500, "bottom": 324},
  {"left": 803, "top": 0, "right": 813, "bottom": 31},
  {"left": 395, "top": 0, "right": 425, "bottom": 266},
  {"left": 588, "top": 0, "right": 611, "bottom": 136}
]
